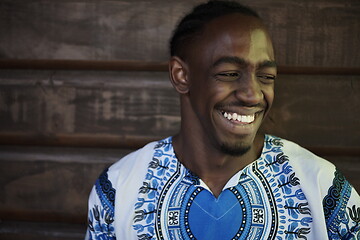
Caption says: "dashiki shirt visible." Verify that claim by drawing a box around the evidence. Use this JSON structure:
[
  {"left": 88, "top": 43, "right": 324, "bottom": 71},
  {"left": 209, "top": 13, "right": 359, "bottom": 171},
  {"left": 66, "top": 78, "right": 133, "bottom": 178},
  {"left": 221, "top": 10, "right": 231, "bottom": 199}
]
[{"left": 86, "top": 135, "right": 360, "bottom": 240}]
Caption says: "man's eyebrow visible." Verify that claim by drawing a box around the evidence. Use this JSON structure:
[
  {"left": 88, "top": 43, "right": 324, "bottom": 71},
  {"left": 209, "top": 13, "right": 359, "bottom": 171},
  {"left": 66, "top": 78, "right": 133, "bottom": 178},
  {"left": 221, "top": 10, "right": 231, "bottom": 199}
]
[
  {"left": 212, "top": 56, "right": 247, "bottom": 68},
  {"left": 258, "top": 60, "right": 277, "bottom": 68},
  {"left": 212, "top": 57, "right": 277, "bottom": 69}
]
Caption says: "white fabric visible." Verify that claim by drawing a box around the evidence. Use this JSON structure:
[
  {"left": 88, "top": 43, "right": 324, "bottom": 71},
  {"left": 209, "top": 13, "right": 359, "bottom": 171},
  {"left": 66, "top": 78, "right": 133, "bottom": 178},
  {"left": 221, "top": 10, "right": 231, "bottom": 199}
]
[{"left": 85, "top": 135, "right": 360, "bottom": 240}]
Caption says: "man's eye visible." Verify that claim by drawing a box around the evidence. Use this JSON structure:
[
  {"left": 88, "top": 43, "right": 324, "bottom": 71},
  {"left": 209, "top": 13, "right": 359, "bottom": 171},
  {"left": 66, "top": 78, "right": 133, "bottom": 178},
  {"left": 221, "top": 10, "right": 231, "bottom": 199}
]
[
  {"left": 215, "top": 72, "right": 240, "bottom": 81},
  {"left": 257, "top": 74, "right": 276, "bottom": 83}
]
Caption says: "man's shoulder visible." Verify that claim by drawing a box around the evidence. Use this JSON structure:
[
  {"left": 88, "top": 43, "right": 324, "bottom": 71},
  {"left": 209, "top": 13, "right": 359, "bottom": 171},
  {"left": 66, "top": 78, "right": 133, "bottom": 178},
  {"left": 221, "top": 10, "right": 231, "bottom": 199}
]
[
  {"left": 265, "top": 135, "right": 336, "bottom": 181},
  {"left": 103, "top": 137, "right": 173, "bottom": 181},
  {"left": 266, "top": 135, "right": 341, "bottom": 196},
  {"left": 269, "top": 135, "right": 334, "bottom": 168},
  {"left": 107, "top": 139, "right": 160, "bottom": 176}
]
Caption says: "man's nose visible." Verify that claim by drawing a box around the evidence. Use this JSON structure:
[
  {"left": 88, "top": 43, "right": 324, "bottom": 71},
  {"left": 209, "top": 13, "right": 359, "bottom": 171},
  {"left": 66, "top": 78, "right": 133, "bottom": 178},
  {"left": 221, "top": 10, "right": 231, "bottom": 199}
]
[{"left": 234, "top": 74, "right": 263, "bottom": 105}]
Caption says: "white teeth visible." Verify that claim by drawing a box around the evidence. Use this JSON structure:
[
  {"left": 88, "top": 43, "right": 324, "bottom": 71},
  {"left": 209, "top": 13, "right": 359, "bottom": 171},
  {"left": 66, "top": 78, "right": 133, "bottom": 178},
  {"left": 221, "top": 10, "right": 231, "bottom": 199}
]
[
  {"left": 222, "top": 111, "right": 255, "bottom": 123},
  {"left": 232, "top": 113, "right": 237, "bottom": 120},
  {"left": 246, "top": 115, "right": 255, "bottom": 122}
]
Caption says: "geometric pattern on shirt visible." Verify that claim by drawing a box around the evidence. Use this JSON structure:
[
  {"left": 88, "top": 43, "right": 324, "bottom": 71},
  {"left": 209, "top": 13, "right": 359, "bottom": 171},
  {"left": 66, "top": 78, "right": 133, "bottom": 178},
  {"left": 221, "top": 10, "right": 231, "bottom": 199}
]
[
  {"left": 323, "top": 169, "right": 356, "bottom": 240},
  {"left": 132, "top": 135, "right": 313, "bottom": 240},
  {"left": 96, "top": 168, "right": 116, "bottom": 214},
  {"left": 88, "top": 168, "right": 116, "bottom": 239},
  {"left": 262, "top": 136, "right": 312, "bottom": 240}
]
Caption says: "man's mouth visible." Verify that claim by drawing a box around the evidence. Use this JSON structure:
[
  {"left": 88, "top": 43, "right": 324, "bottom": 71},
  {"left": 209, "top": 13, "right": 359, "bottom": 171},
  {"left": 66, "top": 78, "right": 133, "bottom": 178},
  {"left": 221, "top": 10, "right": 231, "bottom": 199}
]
[{"left": 221, "top": 111, "right": 255, "bottom": 124}]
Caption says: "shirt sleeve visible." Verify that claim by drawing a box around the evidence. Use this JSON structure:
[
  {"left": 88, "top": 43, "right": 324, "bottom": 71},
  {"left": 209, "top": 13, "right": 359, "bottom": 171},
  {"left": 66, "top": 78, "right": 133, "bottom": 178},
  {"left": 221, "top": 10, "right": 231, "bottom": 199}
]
[
  {"left": 85, "top": 168, "right": 116, "bottom": 240},
  {"left": 323, "top": 169, "right": 360, "bottom": 240}
]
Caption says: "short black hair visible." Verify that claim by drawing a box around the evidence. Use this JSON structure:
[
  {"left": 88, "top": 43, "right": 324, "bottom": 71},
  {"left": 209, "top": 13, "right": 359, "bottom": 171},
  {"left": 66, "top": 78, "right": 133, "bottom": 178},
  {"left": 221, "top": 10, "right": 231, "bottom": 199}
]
[{"left": 169, "top": 0, "right": 261, "bottom": 59}]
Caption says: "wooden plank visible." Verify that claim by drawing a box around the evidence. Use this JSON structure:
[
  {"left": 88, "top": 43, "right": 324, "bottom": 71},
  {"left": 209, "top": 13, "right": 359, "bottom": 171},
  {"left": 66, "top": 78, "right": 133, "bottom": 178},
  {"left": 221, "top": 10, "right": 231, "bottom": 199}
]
[
  {"left": 0, "top": 132, "right": 359, "bottom": 158},
  {"left": 262, "top": 74, "right": 360, "bottom": 148},
  {"left": 0, "top": 70, "right": 359, "bottom": 149},
  {"left": 0, "top": 145, "right": 130, "bottom": 223},
  {"left": 0, "top": 70, "right": 180, "bottom": 139},
  {"left": 0, "top": 132, "right": 152, "bottom": 149},
  {"left": 0, "top": 0, "right": 359, "bottom": 67},
  {"left": 0, "top": 221, "right": 85, "bottom": 240},
  {"left": 0, "top": 59, "right": 169, "bottom": 72},
  {"left": 1, "top": 59, "right": 360, "bottom": 75}
]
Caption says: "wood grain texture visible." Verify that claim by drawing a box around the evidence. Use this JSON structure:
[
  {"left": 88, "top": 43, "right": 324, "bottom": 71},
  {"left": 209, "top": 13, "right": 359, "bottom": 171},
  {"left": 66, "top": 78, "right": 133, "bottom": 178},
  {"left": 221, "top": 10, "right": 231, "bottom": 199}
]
[
  {"left": 264, "top": 74, "right": 360, "bottom": 148},
  {"left": 0, "top": 70, "right": 179, "bottom": 139},
  {"left": 0, "top": 221, "right": 85, "bottom": 240},
  {"left": 0, "top": 0, "right": 359, "bottom": 67},
  {"left": 0, "top": 145, "right": 130, "bottom": 223},
  {"left": 0, "top": 70, "right": 359, "bottom": 148},
  {"left": 1, "top": 59, "right": 360, "bottom": 75}
]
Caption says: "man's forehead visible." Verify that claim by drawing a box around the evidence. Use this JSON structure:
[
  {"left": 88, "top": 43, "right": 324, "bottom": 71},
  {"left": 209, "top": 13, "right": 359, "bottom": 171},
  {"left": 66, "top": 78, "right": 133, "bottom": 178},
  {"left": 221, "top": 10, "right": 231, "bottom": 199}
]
[
  {"left": 196, "top": 14, "right": 274, "bottom": 65},
  {"left": 198, "top": 14, "right": 272, "bottom": 48}
]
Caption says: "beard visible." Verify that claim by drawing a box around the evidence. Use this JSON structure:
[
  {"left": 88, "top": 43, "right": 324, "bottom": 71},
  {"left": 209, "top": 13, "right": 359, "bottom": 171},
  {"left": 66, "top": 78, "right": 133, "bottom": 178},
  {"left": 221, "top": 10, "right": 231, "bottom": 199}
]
[{"left": 220, "top": 142, "right": 251, "bottom": 156}]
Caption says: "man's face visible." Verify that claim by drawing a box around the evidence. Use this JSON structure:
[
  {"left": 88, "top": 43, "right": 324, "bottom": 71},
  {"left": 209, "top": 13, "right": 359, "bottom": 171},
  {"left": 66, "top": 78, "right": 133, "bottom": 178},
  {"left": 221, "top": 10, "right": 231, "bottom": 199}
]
[{"left": 183, "top": 14, "right": 276, "bottom": 155}]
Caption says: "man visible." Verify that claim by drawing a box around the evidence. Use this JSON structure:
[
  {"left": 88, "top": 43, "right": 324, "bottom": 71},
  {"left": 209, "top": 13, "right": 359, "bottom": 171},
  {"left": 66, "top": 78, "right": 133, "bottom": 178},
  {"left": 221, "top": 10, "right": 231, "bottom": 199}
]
[{"left": 86, "top": 1, "right": 360, "bottom": 239}]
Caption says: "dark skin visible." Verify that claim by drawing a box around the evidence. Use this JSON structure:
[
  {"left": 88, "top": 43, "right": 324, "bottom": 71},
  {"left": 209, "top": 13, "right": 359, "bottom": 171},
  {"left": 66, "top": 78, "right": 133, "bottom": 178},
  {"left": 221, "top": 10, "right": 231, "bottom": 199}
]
[{"left": 169, "top": 14, "right": 277, "bottom": 197}]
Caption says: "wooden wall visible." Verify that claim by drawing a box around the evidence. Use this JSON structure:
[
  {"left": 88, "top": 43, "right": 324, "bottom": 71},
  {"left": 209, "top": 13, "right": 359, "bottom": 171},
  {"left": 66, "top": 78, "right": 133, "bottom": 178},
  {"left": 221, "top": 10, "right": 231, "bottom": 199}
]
[{"left": 0, "top": 0, "right": 359, "bottom": 239}]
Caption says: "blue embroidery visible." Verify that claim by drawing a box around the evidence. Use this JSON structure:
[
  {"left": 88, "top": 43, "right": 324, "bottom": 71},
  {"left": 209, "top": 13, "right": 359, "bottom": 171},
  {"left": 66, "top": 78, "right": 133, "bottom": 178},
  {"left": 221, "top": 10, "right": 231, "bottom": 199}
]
[
  {"left": 88, "top": 169, "right": 116, "bottom": 239},
  {"left": 133, "top": 135, "right": 313, "bottom": 239},
  {"left": 253, "top": 135, "right": 312, "bottom": 240},
  {"left": 133, "top": 138, "right": 177, "bottom": 239},
  {"left": 88, "top": 205, "right": 115, "bottom": 240},
  {"left": 323, "top": 170, "right": 358, "bottom": 239},
  {"left": 96, "top": 169, "right": 116, "bottom": 214}
]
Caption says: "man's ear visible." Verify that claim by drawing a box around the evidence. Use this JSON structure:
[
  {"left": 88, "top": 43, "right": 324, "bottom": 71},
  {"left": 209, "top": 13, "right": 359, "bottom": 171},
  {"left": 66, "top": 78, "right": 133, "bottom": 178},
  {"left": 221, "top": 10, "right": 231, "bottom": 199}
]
[{"left": 169, "top": 56, "right": 189, "bottom": 94}]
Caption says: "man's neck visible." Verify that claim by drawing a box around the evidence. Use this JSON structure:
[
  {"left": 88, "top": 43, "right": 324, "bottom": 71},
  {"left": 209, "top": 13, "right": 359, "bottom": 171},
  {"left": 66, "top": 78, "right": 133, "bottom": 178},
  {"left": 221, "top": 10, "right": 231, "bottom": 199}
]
[{"left": 172, "top": 132, "right": 264, "bottom": 197}]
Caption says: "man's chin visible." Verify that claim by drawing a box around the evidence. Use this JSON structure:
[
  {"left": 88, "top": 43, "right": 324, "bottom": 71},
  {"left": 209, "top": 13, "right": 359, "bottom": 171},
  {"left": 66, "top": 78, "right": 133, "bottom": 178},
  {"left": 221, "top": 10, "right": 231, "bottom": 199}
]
[{"left": 220, "top": 142, "right": 251, "bottom": 156}]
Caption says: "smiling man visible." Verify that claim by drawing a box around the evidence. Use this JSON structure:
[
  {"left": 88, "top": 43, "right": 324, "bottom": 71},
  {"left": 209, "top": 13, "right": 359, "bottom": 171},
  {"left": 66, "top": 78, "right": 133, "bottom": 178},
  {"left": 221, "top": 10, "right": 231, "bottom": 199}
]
[
  {"left": 169, "top": 12, "right": 277, "bottom": 199},
  {"left": 86, "top": 1, "right": 360, "bottom": 240}
]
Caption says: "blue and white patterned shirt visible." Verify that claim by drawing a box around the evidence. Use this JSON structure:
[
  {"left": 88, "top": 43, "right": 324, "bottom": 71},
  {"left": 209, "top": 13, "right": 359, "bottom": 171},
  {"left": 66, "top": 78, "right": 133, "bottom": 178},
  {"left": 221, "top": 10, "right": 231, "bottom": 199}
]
[{"left": 86, "top": 135, "right": 360, "bottom": 240}]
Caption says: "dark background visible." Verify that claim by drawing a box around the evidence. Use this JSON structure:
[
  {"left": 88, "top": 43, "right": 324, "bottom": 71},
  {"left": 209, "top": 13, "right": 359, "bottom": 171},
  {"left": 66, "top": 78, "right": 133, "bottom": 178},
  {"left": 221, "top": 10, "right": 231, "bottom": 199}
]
[{"left": 0, "top": 0, "right": 359, "bottom": 239}]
